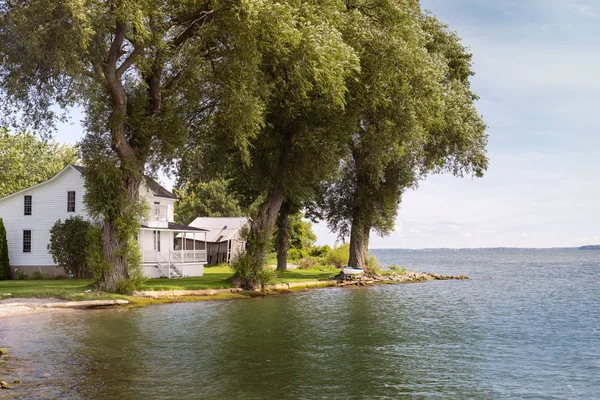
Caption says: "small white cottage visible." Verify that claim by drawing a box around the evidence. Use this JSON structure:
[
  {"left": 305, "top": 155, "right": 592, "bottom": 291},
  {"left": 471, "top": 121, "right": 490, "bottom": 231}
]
[
  {"left": 187, "top": 217, "right": 250, "bottom": 264},
  {"left": 0, "top": 165, "right": 208, "bottom": 278}
]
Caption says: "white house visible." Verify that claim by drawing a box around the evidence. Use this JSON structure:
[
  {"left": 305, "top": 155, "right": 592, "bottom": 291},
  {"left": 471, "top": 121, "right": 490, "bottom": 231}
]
[
  {"left": 187, "top": 217, "right": 250, "bottom": 264},
  {"left": 0, "top": 165, "right": 208, "bottom": 279}
]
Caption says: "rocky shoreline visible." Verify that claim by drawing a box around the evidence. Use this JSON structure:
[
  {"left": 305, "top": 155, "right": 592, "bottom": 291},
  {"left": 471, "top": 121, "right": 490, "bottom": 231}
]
[
  {"left": 335, "top": 271, "right": 469, "bottom": 286},
  {"left": 0, "top": 271, "right": 468, "bottom": 319}
]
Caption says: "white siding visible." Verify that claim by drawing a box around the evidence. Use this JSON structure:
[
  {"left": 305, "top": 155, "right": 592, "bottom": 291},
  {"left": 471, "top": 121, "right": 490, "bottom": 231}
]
[
  {"left": 0, "top": 166, "right": 89, "bottom": 268},
  {"left": 139, "top": 229, "right": 174, "bottom": 262},
  {"left": 139, "top": 183, "right": 175, "bottom": 227},
  {"left": 0, "top": 165, "right": 200, "bottom": 278}
]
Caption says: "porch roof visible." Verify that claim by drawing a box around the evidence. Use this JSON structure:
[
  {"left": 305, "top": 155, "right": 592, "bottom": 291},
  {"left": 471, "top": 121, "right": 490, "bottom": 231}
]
[{"left": 140, "top": 222, "right": 208, "bottom": 232}]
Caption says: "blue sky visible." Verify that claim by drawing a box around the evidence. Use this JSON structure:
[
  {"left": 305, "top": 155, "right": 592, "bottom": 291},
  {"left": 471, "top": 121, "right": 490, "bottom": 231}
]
[{"left": 52, "top": 0, "right": 600, "bottom": 248}]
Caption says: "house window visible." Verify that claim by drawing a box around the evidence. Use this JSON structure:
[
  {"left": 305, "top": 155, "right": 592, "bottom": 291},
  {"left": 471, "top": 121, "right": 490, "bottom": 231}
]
[
  {"left": 153, "top": 230, "right": 161, "bottom": 252},
  {"left": 67, "top": 191, "right": 76, "bottom": 212},
  {"left": 23, "top": 230, "right": 31, "bottom": 253},
  {"left": 24, "top": 195, "right": 32, "bottom": 215}
]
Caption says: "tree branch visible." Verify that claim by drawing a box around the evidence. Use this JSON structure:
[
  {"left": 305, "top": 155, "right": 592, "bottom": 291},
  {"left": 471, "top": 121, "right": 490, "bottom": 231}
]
[
  {"left": 116, "top": 45, "right": 144, "bottom": 78},
  {"left": 172, "top": 10, "right": 214, "bottom": 48},
  {"left": 106, "top": 23, "right": 126, "bottom": 71}
]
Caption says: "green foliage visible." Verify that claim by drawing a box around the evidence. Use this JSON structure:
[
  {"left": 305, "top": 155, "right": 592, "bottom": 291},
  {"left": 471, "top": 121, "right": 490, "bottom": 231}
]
[
  {"left": 231, "top": 253, "right": 254, "bottom": 283},
  {"left": 390, "top": 266, "right": 407, "bottom": 275},
  {"left": 297, "top": 257, "right": 318, "bottom": 270},
  {"left": 310, "top": 245, "right": 331, "bottom": 258},
  {"left": 326, "top": 244, "right": 350, "bottom": 268},
  {"left": 378, "top": 265, "right": 407, "bottom": 277},
  {"left": 177, "top": 0, "right": 360, "bottom": 287},
  {"left": 0, "top": 0, "right": 257, "bottom": 291},
  {"left": 0, "top": 218, "right": 9, "bottom": 280},
  {"left": 80, "top": 137, "right": 149, "bottom": 290},
  {"left": 309, "top": 4, "right": 488, "bottom": 267},
  {"left": 289, "top": 214, "right": 317, "bottom": 251},
  {"left": 48, "top": 216, "right": 94, "bottom": 278},
  {"left": 230, "top": 252, "right": 258, "bottom": 289},
  {"left": 366, "top": 255, "right": 381, "bottom": 272},
  {"left": 272, "top": 211, "right": 317, "bottom": 259},
  {"left": 114, "top": 237, "right": 146, "bottom": 294},
  {"left": 287, "top": 248, "right": 306, "bottom": 262},
  {"left": 174, "top": 180, "right": 244, "bottom": 225},
  {"left": 0, "top": 129, "right": 77, "bottom": 198},
  {"left": 258, "top": 267, "right": 277, "bottom": 287},
  {"left": 231, "top": 252, "right": 277, "bottom": 289},
  {"left": 14, "top": 269, "right": 28, "bottom": 280},
  {"left": 30, "top": 271, "right": 43, "bottom": 280},
  {"left": 85, "top": 225, "right": 109, "bottom": 281}
]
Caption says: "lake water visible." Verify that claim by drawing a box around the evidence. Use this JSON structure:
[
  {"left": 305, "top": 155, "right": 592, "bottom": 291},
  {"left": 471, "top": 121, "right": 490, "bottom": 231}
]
[{"left": 1, "top": 248, "right": 599, "bottom": 399}]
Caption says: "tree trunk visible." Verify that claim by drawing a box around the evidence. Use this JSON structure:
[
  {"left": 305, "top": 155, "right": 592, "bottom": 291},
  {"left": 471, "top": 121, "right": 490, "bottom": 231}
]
[
  {"left": 99, "top": 220, "right": 127, "bottom": 291},
  {"left": 243, "top": 190, "right": 285, "bottom": 289},
  {"left": 276, "top": 200, "right": 291, "bottom": 271},
  {"left": 95, "top": 22, "right": 145, "bottom": 292},
  {"left": 98, "top": 174, "right": 142, "bottom": 292},
  {"left": 348, "top": 217, "right": 370, "bottom": 270}
]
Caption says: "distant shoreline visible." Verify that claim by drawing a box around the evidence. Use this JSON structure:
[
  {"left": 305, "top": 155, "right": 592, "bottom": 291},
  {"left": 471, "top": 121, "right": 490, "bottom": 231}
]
[{"left": 371, "top": 246, "right": 600, "bottom": 251}]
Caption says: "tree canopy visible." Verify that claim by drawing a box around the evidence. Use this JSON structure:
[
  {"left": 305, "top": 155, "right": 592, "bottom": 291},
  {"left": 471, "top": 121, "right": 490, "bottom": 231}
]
[
  {"left": 0, "top": 129, "right": 78, "bottom": 198},
  {"left": 0, "top": 0, "right": 260, "bottom": 291},
  {"left": 1, "top": 0, "right": 488, "bottom": 285},
  {"left": 174, "top": 180, "right": 245, "bottom": 225},
  {"left": 308, "top": 4, "right": 488, "bottom": 269}
]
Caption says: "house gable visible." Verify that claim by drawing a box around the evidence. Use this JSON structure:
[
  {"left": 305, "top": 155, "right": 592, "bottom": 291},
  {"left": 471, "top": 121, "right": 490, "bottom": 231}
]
[{"left": 0, "top": 165, "right": 88, "bottom": 268}]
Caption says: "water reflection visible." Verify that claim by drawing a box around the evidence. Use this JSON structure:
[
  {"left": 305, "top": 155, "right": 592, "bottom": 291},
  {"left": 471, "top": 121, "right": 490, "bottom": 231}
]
[{"left": 2, "top": 250, "right": 600, "bottom": 399}]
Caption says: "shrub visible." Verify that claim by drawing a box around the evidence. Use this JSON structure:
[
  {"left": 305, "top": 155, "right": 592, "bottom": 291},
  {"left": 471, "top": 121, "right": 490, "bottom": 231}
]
[
  {"left": 14, "top": 269, "right": 28, "bottom": 280},
  {"left": 0, "top": 218, "right": 9, "bottom": 280},
  {"left": 309, "top": 245, "right": 331, "bottom": 258},
  {"left": 326, "top": 244, "right": 350, "bottom": 268},
  {"left": 231, "top": 252, "right": 254, "bottom": 281},
  {"left": 258, "top": 267, "right": 277, "bottom": 286},
  {"left": 287, "top": 248, "right": 307, "bottom": 262},
  {"left": 48, "top": 216, "right": 94, "bottom": 278},
  {"left": 30, "top": 271, "right": 44, "bottom": 280},
  {"left": 390, "top": 265, "right": 407, "bottom": 275},
  {"left": 231, "top": 252, "right": 276, "bottom": 289},
  {"left": 86, "top": 226, "right": 109, "bottom": 280},
  {"left": 366, "top": 255, "right": 381, "bottom": 273},
  {"left": 115, "top": 238, "right": 146, "bottom": 294},
  {"left": 297, "top": 257, "right": 318, "bottom": 269}
]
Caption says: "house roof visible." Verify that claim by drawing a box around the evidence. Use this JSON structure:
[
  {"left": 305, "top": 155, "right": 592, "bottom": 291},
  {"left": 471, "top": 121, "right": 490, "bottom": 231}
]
[
  {"left": 141, "top": 222, "right": 208, "bottom": 232},
  {"left": 0, "top": 164, "right": 79, "bottom": 203},
  {"left": 144, "top": 177, "right": 178, "bottom": 199},
  {"left": 188, "top": 217, "right": 250, "bottom": 242},
  {"left": 0, "top": 164, "right": 178, "bottom": 203},
  {"left": 72, "top": 164, "right": 177, "bottom": 199}
]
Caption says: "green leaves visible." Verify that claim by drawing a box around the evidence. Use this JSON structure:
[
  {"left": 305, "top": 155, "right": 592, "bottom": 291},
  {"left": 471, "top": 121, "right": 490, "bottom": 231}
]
[
  {"left": 314, "top": 1, "right": 488, "bottom": 246},
  {"left": 0, "top": 129, "right": 78, "bottom": 198},
  {"left": 0, "top": 218, "right": 9, "bottom": 280},
  {"left": 174, "top": 180, "right": 245, "bottom": 225}
]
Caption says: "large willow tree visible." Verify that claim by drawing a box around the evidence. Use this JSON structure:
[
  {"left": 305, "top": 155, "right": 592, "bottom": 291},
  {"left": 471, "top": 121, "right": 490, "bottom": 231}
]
[
  {"left": 0, "top": 0, "right": 260, "bottom": 291},
  {"left": 180, "top": 0, "right": 359, "bottom": 288},
  {"left": 311, "top": 4, "right": 488, "bottom": 269}
]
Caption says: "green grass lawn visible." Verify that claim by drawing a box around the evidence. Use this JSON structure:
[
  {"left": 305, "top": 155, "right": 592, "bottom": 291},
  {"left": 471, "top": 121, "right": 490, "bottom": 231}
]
[
  {"left": 0, "top": 278, "right": 95, "bottom": 298},
  {"left": 142, "top": 265, "right": 236, "bottom": 291},
  {"left": 273, "top": 268, "right": 337, "bottom": 283},
  {"left": 0, "top": 265, "right": 339, "bottom": 299}
]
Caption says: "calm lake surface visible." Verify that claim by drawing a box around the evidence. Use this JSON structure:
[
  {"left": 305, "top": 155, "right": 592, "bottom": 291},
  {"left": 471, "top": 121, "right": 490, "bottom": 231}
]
[{"left": 1, "top": 248, "right": 599, "bottom": 399}]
